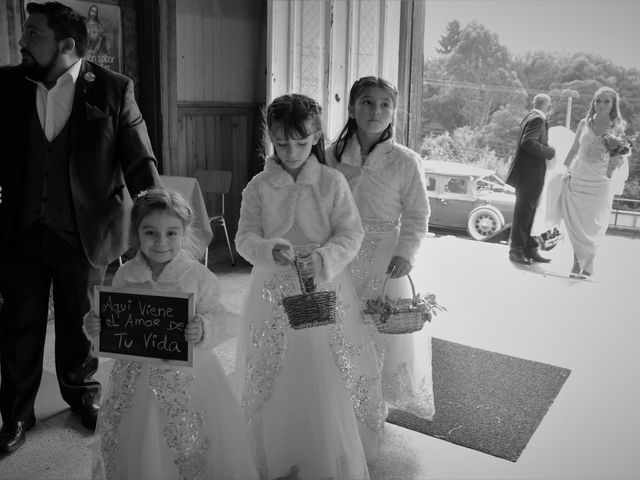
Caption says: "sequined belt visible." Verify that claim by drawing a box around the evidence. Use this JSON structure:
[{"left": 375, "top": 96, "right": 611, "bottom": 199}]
[{"left": 361, "top": 218, "right": 399, "bottom": 233}]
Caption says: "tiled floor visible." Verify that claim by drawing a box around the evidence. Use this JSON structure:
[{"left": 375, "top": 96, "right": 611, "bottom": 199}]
[{"left": 1, "top": 235, "right": 639, "bottom": 480}]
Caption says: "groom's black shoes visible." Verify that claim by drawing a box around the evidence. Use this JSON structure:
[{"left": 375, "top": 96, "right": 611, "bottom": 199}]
[
  {"left": 528, "top": 252, "right": 551, "bottom": 263},
  {"left": 0, "top": 416, "right": 36, "bottom": 455},
  {"left": 509, "top": 252, "right": 532, "bottom": 265},
  {"left": 72, "top": 403, "right": 100, "bottom": 431}
]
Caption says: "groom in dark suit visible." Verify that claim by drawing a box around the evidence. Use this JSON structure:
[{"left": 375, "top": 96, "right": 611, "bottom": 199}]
[
  {"left": 506, "top": 94, "right": 555, "bottom": 265},
  {"left": 0, "top": 2, "right": 162, "bottom": 454}
]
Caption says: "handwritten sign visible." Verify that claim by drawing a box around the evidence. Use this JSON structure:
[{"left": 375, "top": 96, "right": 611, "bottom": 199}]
[{"left": 95, "top": 286, "right": 194, "bottom": 366}]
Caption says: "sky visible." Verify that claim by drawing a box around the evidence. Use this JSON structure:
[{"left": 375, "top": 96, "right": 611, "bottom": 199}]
[{"left": 424, "top": 0, "right": 640, "bottom": 71}]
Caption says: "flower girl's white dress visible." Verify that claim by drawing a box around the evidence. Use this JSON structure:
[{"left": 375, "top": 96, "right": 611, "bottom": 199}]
[
  {"left": 92, "top": 250, "right": 258, "bottom": 480},
  {"left": 326, "top": 138, "right": 435, "bottom": 433},
  {"left": 235, "top": 156, "right": 371, "bottom": 480}
]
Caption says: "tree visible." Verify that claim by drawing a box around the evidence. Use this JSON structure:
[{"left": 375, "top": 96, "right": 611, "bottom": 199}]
[
  {"left": 480, "top": 102, "right": 528, "bottom": 158},
  {"left": 435, "top": 20, "right": 461, "bottom": 55},
  {"left": 421, "top": 127, "right": 509, "bottom": 178},
  {"left": 424, "top": 21, "right": 523, "bottom": 130},
  {"left": 514, "top": 51, "right": 563, "bottom": 90},
  {"left": 422, "top": 21, "right": 640, "bottom": 198},
  {"left": 445, "top": 22, "right": 511, "bottom": 83}
]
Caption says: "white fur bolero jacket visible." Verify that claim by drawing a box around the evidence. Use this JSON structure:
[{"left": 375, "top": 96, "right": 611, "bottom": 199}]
[
  {"left": 110, "top": 249, "right": 224, "bottom": 350},
  {"left": 325, "top": 137, "right": 430, "bottom": 265},
  {"left": 235, "top": 155, "right": 364, "bottom": 281}
]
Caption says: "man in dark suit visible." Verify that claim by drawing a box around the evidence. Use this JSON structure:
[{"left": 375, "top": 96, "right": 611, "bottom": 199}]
[
  {"left": 0, "top": 2, "right": 162, "bottom": 454},
  {"left": 506, "top": 94, "right": 556, "bottom": 265}
]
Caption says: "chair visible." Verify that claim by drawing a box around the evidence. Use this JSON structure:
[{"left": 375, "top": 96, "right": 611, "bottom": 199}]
[{"left": 194, "top": 169, "right": 236, "bottom": 266}]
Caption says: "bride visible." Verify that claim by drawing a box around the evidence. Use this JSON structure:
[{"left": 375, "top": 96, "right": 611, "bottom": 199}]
[{"left": 559, "top": 86, "right": 630, "bottom": 279}]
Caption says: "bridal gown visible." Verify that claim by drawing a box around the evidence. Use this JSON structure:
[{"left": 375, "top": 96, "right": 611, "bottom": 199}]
[{"left": 559, "top": 124, "right": 629, "bottom": 274}]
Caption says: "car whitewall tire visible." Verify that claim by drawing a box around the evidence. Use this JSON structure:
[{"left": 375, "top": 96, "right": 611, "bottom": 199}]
[{"left": 467, "top": 205, "right": 504, "bottom": 240}]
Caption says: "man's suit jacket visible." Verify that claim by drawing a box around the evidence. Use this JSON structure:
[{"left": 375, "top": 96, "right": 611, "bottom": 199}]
[
  {"left": 505, "top": 110, "right": 555, "bottom": 197},
  {"left": 0, "top": 60, "right": 162, "bottom": 267}
]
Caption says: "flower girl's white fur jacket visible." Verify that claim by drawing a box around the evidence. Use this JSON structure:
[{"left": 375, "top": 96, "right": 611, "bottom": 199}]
[
  {"left": 112, "top": 249, "right": 224, "bottom": 349},
  {"left": 326, "top": 137, "right": 429, "bottom": 265},
  {"left": 235, "top": 155, "right": 364, "bottom": 281}
]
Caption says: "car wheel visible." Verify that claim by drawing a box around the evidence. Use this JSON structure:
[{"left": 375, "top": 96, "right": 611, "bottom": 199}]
[{"left": 467, "top": 206, "right": 504, "bottom": 240}]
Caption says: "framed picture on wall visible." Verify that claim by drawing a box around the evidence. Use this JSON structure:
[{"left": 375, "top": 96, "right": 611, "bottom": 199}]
[{"left": 23, "top": 0, "right": 122, "bottom": 72}]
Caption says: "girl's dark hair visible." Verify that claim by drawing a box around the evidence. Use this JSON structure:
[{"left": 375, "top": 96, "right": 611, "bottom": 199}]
[
  {"left": 332, "top": 76, "right": 398, "bottom": 162},
  {"left": 26, "top": 2, "right": 89, "bottom": 57},
  {"left": 267, "top": 93, "right": 326, "bottom": 164},
  {"left": 130, "top": 188, "right": 204, "bottom": 261}
]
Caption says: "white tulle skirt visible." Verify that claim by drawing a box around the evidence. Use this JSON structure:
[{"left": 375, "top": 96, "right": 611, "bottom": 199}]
[
  {"left": 92, "top": 349, "right": 259, "bottom": 480},
  {"left": 234, "top": 258, "right": 370, "bottom": 480},
  {"left": 350, "top": 221, "right": 435, "bottom": 421},
  {"left": 531, "top": 126, "right": 574, "bottom": 236},
  {"left": 559, "top": 174, "right": 614, "bottom": 274}
]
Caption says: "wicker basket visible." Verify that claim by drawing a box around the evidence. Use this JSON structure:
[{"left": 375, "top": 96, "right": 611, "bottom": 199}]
[
  {"left": 364, "top": 274, "right": 444, "bottom": 335},
  {"left": 537, "top": 227, "right": 562, "bottom": 251},
  {"left": 282, "top": 257, "right": 337, "bottom": 330}
]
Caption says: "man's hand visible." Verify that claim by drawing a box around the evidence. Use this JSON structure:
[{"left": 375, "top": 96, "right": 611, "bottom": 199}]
[{"left": 82, "top": 311, "right": 101, "bottom": 340}]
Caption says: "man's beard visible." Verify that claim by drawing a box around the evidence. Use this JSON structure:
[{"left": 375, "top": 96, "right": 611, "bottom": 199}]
[{"left": 21, "top": 50, "right": 59, "bottom": 82}]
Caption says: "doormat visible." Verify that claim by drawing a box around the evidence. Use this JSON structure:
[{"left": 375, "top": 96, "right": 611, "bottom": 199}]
[{"left": 386, "top": 338, "right": 571, "bottom": 462}]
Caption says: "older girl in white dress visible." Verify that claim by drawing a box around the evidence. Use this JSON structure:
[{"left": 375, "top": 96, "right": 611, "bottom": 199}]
[
  {"left": 560, "top": 86, "right": 630, "bottom": 279},
  {"left": 235, "top": 94, "right": 370, "bottom": 480},
  {"left": 326, "top": 76, "right": 433, "bottom": 459}
]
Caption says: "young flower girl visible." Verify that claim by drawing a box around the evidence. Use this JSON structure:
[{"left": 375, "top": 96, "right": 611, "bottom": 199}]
[
  {"left": 235, "top": 93, "right": 372, "bottom": 479},
  {"left": 84, "top": 188, "right": 258, "bottom": 480}
]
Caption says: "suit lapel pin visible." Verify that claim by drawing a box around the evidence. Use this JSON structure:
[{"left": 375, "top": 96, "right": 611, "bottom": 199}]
[{"left": 84, "top": 72, "right": 96, "bottom": 82}]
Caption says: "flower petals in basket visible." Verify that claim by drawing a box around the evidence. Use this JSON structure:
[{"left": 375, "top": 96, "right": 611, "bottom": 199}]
[
  {"left": 282, "top": 257, "right": 337, "bottom": 330},
  {"left": 363, "top": 274, "right": 445, "bottom": 335},
  {"left": 537, "top": 227, "right": 562, "bottom": 251}
]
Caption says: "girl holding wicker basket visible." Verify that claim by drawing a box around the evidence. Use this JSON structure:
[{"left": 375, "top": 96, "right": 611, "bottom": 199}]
[
  {"left": 234, "top": 94, "right": 373, "bottom": 480},
  {"left": 326, "top": 76, "right": 436, "bottom": 459}
]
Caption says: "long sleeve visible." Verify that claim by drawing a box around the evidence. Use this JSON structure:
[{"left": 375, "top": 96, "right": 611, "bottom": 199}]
[
  {"left": 520, "top": 117, "right": 555, "bottom": 160},
  {"left": 235, "top": 179, "right": 292, "bottom": 269},
  {"left": 194, "top": 270, "right": 226, "bottom": 349},
  {"left": 236, "top": 157, "right": 362, "bottom": 278},
  {"left": 315, "top": 173, "right": 364, "bottom": 281},
  {"left": 394, "top": 154, "right": 429, "bottom": 265},
  {"left": 118, "top": 77, "right": 163, "bottom": 196}
]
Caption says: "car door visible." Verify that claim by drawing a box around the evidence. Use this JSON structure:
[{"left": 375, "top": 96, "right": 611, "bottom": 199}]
[{"left": 437, "top": 176, "right": 473, "bottom": 229}]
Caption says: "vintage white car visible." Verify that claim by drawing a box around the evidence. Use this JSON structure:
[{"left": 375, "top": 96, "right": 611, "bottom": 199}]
[{"left": 423, "top": 160, "right": 516, "bottom": 240}]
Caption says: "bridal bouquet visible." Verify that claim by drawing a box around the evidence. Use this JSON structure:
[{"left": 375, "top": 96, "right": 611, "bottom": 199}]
[{"left": 602, "top": 133, "right": 632, "bottom": 178}]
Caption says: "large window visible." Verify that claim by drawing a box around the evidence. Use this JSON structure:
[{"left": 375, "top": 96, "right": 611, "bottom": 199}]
[{"left": 445, "top": 178, "right": 467, "bottom": 194}]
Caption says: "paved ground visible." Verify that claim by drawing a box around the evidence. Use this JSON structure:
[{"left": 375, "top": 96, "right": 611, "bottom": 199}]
[{"left": 0, "top": 233, "right": 639, "bottom": 480}]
